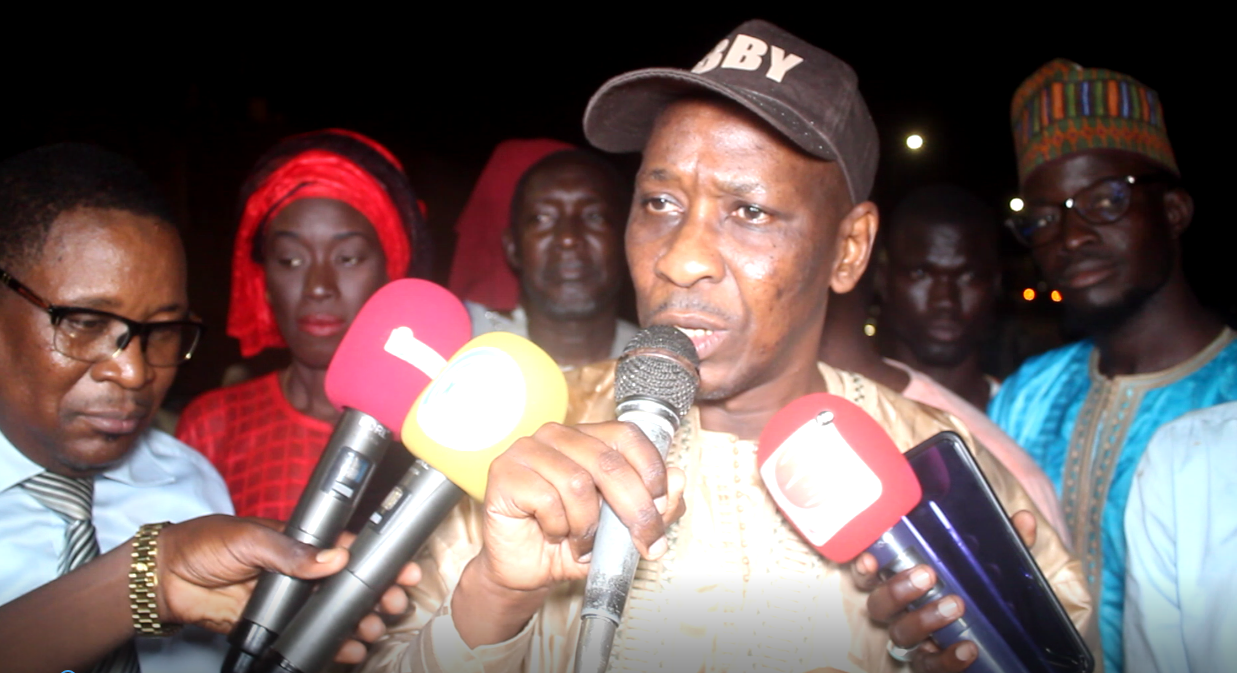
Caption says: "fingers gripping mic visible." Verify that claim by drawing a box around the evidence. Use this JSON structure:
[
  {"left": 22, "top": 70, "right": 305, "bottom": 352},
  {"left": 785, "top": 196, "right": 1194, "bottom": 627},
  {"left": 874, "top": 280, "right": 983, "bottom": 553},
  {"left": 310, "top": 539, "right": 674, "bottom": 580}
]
[
  {"left": 224, "top": 280, "right": 470, "bottom": 673},
  {"left": 259, "top": 332, "right": 568, "bottom": 673},
  {"left": 757, "top": 394, "right": 1026, "bottom": 673},
  {"left": 574, "top": 326, "right": 700, "bottom": 673}
]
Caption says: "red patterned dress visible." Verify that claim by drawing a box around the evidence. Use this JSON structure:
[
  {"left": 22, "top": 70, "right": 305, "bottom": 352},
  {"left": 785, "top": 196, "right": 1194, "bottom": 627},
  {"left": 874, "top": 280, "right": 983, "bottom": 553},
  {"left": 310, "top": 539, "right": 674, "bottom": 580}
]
[{"left": 176, "top": 372, "right": 331, "bottom": 520}]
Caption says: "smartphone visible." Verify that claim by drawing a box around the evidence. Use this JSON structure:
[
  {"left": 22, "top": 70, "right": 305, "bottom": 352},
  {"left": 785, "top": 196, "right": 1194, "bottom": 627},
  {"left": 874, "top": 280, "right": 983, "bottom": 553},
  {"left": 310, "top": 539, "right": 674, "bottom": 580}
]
[{"left": 901, "top": 432, "right": 1093, "bottom": 673}]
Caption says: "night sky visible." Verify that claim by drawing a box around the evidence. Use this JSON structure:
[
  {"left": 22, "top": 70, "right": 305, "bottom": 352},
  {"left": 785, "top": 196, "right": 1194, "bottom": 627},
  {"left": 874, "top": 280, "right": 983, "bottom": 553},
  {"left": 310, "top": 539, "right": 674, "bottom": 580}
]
[{"left": 5, "top": 14, "right": 1223, "bottom": 401}]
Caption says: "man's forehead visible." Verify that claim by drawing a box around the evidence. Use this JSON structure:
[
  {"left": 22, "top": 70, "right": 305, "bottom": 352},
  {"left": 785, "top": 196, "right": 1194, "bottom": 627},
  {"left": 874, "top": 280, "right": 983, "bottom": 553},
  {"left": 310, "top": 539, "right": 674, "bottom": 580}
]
[
  {"left": 1025, "top": 149, "right": 1162, "bottom": 197},
  {"left": 893, "top": 218, "right": 995, "bottom": 264},
  {"left": 515, "top": 162, "right": 626, "bottom": 228},
  {"left": 525, "top": 159, "right": 612, "bottom": 192},
  {"left": 33, "top": 207, "right": 186, "bottom": 304},
  {"left": 639, "top": 98, "right": 847, "bottom": 207}
]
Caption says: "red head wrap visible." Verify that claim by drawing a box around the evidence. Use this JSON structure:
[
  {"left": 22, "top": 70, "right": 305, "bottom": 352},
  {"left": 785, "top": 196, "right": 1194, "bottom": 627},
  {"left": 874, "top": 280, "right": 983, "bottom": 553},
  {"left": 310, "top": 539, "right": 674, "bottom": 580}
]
[
  {"left": 228, "top": 130, "right": 413, "bottom": 357},
  {"left": 447, "top": 138, "right": 574, "bottom": 311}
]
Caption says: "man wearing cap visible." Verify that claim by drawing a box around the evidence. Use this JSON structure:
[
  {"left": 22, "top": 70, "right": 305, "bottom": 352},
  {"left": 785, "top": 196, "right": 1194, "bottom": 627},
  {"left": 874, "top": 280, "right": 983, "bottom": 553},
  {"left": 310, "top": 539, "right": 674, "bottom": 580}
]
[
  {"left": 989, "top": 59, "right": 1237, "bottom": 673},
  {"left": 362, "top": 23, "right": 1089, "bottom": 673}
]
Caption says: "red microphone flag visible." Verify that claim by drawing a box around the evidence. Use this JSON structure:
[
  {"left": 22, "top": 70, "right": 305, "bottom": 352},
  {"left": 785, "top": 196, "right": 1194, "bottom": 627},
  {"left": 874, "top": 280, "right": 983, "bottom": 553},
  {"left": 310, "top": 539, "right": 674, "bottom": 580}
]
[
  {"left": 325, "top": 279, "right": 472, "bottom": 432},
  {"left": 757, "top": 393, "right": 922, "bottom": 563}
]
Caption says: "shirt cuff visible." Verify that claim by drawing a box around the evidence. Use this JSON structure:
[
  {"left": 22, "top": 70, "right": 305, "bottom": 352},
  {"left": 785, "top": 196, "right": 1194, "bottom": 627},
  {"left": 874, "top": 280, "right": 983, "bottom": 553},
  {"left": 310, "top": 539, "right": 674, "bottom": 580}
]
[{"left": 414, "top": 594, "right": 537, "bottom": 673}]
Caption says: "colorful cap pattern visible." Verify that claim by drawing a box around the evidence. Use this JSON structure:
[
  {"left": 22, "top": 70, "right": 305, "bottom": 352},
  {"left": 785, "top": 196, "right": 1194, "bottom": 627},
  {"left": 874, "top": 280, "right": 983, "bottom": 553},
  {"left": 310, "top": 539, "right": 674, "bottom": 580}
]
[{"left": 1011, "top": 58, "right": 1177, "bottom": 183}]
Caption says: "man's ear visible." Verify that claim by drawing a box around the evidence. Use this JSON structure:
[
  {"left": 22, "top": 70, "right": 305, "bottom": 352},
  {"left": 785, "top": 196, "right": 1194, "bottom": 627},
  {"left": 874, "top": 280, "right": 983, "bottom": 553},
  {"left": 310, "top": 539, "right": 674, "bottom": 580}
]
[
  {"left": 1163, "top": 186, "right": 1194, "bottom": 239},
  {"left": 830, "top": 201, "right": 879, "bottom": 294},
  {"left": 502, "top": 227, "right": 520, "bottom": 272}
]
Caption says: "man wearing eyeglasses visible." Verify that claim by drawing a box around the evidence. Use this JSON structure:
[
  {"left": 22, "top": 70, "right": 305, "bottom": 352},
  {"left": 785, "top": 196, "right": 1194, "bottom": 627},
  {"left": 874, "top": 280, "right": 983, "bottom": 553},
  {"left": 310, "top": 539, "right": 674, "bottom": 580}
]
[
  {"left": 0, "top": 143, "right": 233, "bottom": 671},
  {"left": 990, "top": 59, "right": 1237, "bottom": 673}
]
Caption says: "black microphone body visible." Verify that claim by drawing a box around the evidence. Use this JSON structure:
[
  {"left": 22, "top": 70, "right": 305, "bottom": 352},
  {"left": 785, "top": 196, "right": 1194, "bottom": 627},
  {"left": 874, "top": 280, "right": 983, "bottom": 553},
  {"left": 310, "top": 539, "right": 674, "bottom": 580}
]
[
  {"left": 257, "top": 458, "right": 464, "bottom": 673},
  {"left": 224, "top": 407, "right": 392, "bottom": 673},
  {"left": 574, "top": 326, "right": 700, "bottom": 673}
]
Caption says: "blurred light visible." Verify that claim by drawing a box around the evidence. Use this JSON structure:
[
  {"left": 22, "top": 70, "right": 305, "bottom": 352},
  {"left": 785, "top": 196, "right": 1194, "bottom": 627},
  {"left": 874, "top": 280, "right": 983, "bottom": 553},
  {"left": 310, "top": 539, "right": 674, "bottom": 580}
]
[
  {"left": 863, "top": 323, "right": 877, "bottom": 337},
  {"left": 1009, "top": 197, "right": 1025, "bottom": 212},
  {"left": 1051, "top": 290, "right": 1063, "bottom": 303},
  {"left": 1022, "top": 288, "right": 1036, "bottom": 302},
  {"left": 906, "top": 134, "right": 924, "bottom": 150}
]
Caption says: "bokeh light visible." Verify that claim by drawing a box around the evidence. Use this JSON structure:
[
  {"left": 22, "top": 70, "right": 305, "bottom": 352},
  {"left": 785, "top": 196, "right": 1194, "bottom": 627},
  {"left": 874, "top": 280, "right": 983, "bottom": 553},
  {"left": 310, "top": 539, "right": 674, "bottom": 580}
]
[
  {"left": 1022, "top": 288, "right": 1036, "bottom": 302},
  {"left": 906, "top": 134, "right": 924, "bottom": 150}
]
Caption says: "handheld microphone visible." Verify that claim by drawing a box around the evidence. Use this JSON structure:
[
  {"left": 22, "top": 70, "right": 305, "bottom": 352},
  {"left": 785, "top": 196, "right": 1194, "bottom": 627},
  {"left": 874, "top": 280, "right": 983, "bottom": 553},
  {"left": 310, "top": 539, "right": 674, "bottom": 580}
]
[
  {"left": 756, "top": 394, "right": 1026, "bottom": 673},
  {"left": 574, "top": 325, "right": 700, "bottom": 673},
  {"left": 223, "top": 279, "right": 470, "bottom": 673},
  {"left": 258, "top": 332, "right": 568, "bottom": 673}
]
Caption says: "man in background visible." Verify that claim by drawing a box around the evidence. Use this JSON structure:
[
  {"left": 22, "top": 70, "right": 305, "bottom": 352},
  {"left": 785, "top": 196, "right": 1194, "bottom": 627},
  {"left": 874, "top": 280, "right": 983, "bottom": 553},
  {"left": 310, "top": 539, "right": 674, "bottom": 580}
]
[
  {"left": 468, "top": 149, "right": 637, "bottom": 368},
  {"left": 990, "top": 59, "right": 1237, "bottom": 672},
  {"left": 819, "top": 190, "right": 1068, "bottom": 539},
  {"left": 879, "top": 184, "right": 1003, "bottom": 411}
]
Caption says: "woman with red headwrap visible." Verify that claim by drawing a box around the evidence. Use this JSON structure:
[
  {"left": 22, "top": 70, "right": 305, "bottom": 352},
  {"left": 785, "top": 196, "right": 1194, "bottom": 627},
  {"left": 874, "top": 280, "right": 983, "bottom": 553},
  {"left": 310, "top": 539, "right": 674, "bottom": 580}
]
[{"left": 177, "top": 129, "right": 430, "bottom": 521}]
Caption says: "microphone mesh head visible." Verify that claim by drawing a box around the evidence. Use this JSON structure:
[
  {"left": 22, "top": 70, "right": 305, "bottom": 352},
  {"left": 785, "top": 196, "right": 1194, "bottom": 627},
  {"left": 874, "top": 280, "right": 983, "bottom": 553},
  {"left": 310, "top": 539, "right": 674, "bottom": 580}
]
[{"left": 615, "top": 325, "right": 701, "bottom": 418}]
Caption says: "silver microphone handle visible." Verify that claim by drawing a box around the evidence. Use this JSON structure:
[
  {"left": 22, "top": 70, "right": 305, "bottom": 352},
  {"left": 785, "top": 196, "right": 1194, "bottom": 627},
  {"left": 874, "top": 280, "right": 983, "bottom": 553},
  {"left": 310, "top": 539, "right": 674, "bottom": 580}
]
[{"left": 574, "top": 398, "right": 677, "bottom": 673}]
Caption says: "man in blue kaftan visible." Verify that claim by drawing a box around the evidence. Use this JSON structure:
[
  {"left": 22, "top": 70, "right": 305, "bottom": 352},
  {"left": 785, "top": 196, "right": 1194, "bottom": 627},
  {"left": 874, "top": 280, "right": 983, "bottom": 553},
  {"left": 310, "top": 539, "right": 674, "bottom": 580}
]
[{"left": 990, "top": 59, "right": 1237, "bottom": 673}]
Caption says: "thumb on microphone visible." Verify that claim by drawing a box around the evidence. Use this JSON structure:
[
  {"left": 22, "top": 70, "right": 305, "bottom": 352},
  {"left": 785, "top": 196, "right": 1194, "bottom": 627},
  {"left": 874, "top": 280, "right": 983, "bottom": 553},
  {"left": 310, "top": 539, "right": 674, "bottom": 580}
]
[
  {"left": 156, "top": 515, "right": 421, "bottom": 640},
  {"left": 156, "top": 515, "right": 340, "bottom": 632}
]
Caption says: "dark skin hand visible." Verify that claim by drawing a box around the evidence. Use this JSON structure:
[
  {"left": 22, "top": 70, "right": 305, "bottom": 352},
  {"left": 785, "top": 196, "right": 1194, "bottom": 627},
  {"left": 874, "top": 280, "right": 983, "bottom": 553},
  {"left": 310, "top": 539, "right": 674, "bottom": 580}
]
[
  {"left": 157, "top": 516, "right": 420, "bottom": 662},
  {"left": 852, "top": 511, "right": 1038, "bottom": 672},
  {"left": 0, "top": 515, "right": 421, "bottom": 673},
  {"left": 452, "top": 421, "right": 687, "bottom": 649}
]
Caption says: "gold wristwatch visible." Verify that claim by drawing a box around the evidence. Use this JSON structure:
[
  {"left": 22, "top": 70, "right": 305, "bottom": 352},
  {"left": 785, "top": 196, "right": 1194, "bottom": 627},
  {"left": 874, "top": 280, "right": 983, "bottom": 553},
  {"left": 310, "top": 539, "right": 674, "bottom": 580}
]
[{"left": 129, "top": 522, "right": 179, "bottom": 636}]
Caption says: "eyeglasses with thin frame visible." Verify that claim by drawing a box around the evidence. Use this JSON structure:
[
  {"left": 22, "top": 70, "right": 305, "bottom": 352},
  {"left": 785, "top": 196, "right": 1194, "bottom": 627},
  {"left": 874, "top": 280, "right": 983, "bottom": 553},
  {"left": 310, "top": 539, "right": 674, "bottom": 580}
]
[
  {"left": 1005, "top": 174, "right": 1175, "bottom": 248},
  {"left": 0, "top": 267, "right": 205, "bottom": 367}
]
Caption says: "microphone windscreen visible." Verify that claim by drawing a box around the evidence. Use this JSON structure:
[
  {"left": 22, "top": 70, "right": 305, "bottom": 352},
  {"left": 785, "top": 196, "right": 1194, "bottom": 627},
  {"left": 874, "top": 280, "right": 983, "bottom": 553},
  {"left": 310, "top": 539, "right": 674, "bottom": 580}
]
[
  {"left": 757, "top": 393, "right": 922, "bottom": 563},
  {"left": 325, "top": 279, "right": 471, "bottom": 432},
  {"left": 401, "top": 331, "right": 568, "bottom": 500},
  {"left": 614, "top": 325, "right": 700, "bottom": 417}
]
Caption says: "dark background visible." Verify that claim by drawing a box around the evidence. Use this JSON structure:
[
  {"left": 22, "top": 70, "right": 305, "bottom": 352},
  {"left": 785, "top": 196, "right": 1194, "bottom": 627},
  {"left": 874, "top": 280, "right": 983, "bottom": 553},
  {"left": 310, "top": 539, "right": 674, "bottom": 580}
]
[{"left": 4, "top": 14, "right": 1224, "bottom": 406}]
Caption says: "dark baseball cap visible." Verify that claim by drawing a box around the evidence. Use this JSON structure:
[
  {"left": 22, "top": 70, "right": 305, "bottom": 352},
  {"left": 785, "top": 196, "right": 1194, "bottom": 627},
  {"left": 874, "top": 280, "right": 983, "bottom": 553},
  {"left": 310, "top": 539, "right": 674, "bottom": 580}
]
[{"left": 584, "top": 19, "right": 879, "bottom": 204}]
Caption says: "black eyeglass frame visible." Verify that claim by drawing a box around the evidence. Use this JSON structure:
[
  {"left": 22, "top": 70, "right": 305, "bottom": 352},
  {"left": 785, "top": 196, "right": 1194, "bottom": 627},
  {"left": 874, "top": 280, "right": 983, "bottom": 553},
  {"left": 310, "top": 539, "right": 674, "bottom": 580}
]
[
  {"left": 0, "top": 266, "right": 206, "bottom": 367},
  {"left": 1004, "top": 173, "right": 1177, "bottom": 248}
]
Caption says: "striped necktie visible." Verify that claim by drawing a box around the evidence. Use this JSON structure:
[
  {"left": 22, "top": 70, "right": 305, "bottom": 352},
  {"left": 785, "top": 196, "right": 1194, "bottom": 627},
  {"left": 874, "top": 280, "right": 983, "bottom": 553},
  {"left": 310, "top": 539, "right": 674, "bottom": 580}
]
[{"left": 22, "top": 471, "right": 141, "bottom": 673}]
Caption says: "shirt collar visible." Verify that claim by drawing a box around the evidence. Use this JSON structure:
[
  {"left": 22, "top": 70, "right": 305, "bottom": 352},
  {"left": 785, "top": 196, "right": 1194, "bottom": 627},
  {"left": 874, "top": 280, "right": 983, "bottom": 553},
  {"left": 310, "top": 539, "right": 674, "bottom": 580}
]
[
  {"left": 0, "top": 425, "right": 177, "bottom": 492},
  {"left": 0, "top": 427, "right": 46, "bottom": 493}
]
